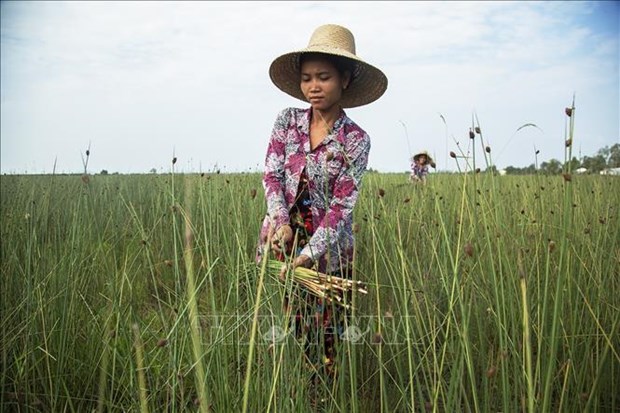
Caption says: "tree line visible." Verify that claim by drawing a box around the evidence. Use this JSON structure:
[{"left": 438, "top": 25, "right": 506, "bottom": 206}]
[{"left": 503, "top": 143, "right": 620, "bottom": 175}]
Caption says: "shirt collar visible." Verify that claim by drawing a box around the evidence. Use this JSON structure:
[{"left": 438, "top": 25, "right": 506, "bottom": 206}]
[{"left": 298, "top": 107, "right": 348, "bottom": 146}]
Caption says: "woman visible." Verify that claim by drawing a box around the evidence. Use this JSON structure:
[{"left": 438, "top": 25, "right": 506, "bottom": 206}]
[
  {"left": 256, "top": 24, "right": 388, "bottom": 378},
  {"left": 410, "top": 150, "right": 434, "bottom": 184}
]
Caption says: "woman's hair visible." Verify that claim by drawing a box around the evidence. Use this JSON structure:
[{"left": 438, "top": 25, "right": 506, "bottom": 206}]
[{"left": 299, "top": 52, "right": 358, "bottom": 83}]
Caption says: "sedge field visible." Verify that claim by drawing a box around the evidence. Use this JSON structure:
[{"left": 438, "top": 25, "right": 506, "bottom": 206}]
[{"left": 1, "top": 171, "right": 618, "bottom": 412}]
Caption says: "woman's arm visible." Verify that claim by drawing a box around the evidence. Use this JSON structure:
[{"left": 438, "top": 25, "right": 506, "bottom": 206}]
[{"left": 263, "top": 108, "right": 293, "bottom": 232}]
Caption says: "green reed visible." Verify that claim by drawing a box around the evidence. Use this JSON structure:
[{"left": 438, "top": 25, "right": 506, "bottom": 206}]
[{"left": 1, "top": 150, "right": 618, "bottom": 412}]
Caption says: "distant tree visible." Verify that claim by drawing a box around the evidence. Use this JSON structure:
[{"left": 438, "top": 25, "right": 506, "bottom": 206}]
[
  {"left": 485, "top": 165, "right": 498, "bottom": 174},
  {"left": 581, "top": 155, "right": 607, "bottom": 173},
  {"left": 540, "top": 159, "right": 562, "bottom": 175},
  {"left": 100, "top": 169, "right": 109, "bottom": 175},
  {"left": 564, "top": 157, "right": 580, "bottom": 173},
  {"left": 523, "top": 163, "right": 537, "bottom": 174},
  {"left": 607, "top": 143, "right": 620, "bottom": 167},
  {"left": 150, "top": 168, "right": 157, "bottom": 174}
]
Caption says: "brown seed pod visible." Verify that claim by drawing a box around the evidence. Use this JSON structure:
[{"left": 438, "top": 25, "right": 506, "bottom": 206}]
[
  {"left": 475, "top": 126, "right": 481, "bottom": 134},
  {"left": 485, "top": 146, "right": 491, "bottom": 153},
  {"left": 378, "top": 188, "right": 385, "bottom": 198},
  {"left": 469, "top": 129, "right": 475, "bottom": 139},
  {"left": 403, "top": 198, "right": 411, "bottom": 203},
  {"left": 464, "top": 242, "right": 474, "bottom": 257},
  {"left": 172, "top": 157, "right": 177, "bottom": 165},
  {"left": 565, "top": 107, "right": 573, "bottom": 117},
  {"left": 565, "top": 139, "right": 572, "bottom": 147},
  {"left": 449, "top": 151, "right": 457, "bottom": 159}
]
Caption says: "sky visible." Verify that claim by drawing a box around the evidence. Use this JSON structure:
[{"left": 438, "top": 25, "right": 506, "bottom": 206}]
[{"left": 1, "top": 0, "right": 618, "bottom": 174}]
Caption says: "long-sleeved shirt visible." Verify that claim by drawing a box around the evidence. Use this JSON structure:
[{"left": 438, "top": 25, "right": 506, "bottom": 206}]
[
  {"left": 410, "top": 162, "right": 429, "bottom": 181},
  {"left": 256, "top": 107, "right": 370, "bottom": 273}
]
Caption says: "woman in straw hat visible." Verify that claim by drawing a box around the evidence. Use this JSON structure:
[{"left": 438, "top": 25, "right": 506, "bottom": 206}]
[
  {"left": 410, "top": 150, "right": 434, "bottom": 184},
  {"left": 256, "top": 23, "right": 387, "bottom": 378}
]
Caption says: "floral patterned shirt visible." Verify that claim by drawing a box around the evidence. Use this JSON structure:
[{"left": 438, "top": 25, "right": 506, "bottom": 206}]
[
  {"left": 411, "top": 162, "right": 429, "bottom": 181},
  {"left": 257, "top": 107, "right": 371, "bottom": 273}
]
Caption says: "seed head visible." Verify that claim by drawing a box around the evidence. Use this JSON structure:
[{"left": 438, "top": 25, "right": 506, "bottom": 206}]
[
  {"left": 565, "top": 107, "right": 573, "bottom": 117},
  {"left": 565, "top": 139, "right": 572, "bottom": 147},
  {"left": 475, "top": 126, "right": 481, "bottom": 134},
  {"left": 157, "top": 338, "right": 168, "bottom": 348},
  {"left": 548, "top": 240, "right": 556, "bottom": 253},
  {"left": 172, "top": 157, "right": 177, "bottom": 165},
  {"left": 469, "top": 129, "right": 475, "bottom": 139},
  {"left": 485, "top": 146, "right": 491, "bottom": 153},
  {"left": 403, "top": 197, "right": 410, "bottom": 203},
  {"left": 464, "top": 242, "right": 474, "bottom": 257},
  {"left": 475, "top": 168, "right": 481, "bottom": 173},
  {"left": 86, "top": 149, "right": 90, "bottom": 156},
  {"left": 562, "top": 173, "right": 572, "bottom": 182},
  {"left": 378, "top": 188, "right": 385, "bottom": 198},
  {"left": 535, "top": 149, "right": 540, "bottom": 155},
  {"left": 449, "top": 151, "right": 457, "bottom": 159},
  {"left": 372, "top": 332, "right": 384, "bottom": 345}
]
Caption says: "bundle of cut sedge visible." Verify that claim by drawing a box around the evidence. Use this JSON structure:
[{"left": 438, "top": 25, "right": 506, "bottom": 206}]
[{"left": 266, "top": 259, "right": 367, "bottom": 310}]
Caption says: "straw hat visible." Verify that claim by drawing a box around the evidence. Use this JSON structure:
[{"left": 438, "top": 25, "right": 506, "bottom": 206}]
[
  {"left": 413, "top": 151, "right": 433, "bottom": 164},
  {"left": 269, "top": 24, "right": 388, "bottom": 108}
]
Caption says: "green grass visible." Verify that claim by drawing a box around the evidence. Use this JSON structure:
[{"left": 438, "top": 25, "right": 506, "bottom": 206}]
[{"left": 1, "top": 169, "right": 618, "bottom": 412}]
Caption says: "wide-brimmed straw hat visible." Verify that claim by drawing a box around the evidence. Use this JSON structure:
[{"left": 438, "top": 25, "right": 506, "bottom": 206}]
[
  {"left": 269, "top": 24, "right": 388, "bottom": 108},
  {"left": 413, "top": 151, "right": 433, "bottom": 164}
]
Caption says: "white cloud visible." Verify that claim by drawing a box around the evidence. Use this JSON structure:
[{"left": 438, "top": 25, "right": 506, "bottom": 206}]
[{"left": 1, "top": 0, "right": 618, "bottom": 174}]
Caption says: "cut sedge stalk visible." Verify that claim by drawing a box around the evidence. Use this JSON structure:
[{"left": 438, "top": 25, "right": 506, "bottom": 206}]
[{"left": 265, "top": 259, "right": 367, "bottom": 310}]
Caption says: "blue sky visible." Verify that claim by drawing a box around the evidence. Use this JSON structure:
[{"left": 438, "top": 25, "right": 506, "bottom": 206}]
[{"left": 1, "top": 1, "right": 618, "bottom": 174}]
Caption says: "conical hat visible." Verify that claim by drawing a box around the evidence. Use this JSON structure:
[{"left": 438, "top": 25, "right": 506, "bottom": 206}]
[{"left": 269, "top": 24, "right": 388, "bottom": 108}]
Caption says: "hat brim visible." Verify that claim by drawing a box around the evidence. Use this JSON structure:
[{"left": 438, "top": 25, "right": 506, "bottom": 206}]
[
  {"left": 269, "top": 47, "right": 388, "bottom": 109},
  {"left": 413, "top": 153, "right": 433, "bottom": 163}
]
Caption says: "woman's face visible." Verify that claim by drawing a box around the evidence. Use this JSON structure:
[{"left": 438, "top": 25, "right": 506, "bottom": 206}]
[
  {"left": 300, "top": 56, "right": 350, "bottom": 112},
  {"left": 418, "top": 155, "right": 427, "bottom": 165}
]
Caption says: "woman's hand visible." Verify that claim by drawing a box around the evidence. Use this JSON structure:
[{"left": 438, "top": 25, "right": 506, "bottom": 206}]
[
  {"left": 279, "top": 254, "right": 313, "bottom": 281},
  {"left": 270, "top": 224, "right": 293, "bottom": 254}
]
